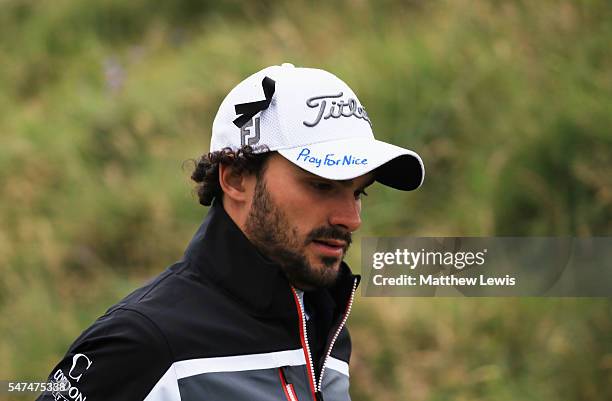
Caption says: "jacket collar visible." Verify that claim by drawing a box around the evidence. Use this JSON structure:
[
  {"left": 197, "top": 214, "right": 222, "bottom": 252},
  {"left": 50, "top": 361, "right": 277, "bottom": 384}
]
[{"left": 183, "top": 200, "right": 359, "bottom": 319}]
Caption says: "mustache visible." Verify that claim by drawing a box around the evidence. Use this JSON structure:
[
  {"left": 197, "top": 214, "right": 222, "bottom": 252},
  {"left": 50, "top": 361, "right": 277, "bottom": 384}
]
[{"left": 305, "top": 226, "right": 353, "bottom": 249}]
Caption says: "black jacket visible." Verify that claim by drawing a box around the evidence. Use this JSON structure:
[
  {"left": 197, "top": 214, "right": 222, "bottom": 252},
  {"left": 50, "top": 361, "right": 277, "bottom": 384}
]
[{"left": 37, "top": 201, "right": 360, "bottom": 401}]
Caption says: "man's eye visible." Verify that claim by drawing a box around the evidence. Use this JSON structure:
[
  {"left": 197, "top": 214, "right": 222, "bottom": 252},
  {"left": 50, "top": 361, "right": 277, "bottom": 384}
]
[{"left": 311, "top": 182, "right": 333, "bottom": 191}]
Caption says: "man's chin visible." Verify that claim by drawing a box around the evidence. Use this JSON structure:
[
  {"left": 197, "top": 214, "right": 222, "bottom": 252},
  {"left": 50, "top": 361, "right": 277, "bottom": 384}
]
[
  {"left": 280, "top": 259, "right": 339, "bottom": 291},
  {"left": 305, "top": 257, "right": 342, "bottom": 286},
  {"left": 320, "top": 257, "right": 342, "bottom": 271}
]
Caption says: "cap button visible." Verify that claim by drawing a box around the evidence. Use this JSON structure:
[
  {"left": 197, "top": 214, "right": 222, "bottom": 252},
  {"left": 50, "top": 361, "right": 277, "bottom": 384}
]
[{"left": 281, "top": 63, "right": 295, "bottom": 68}]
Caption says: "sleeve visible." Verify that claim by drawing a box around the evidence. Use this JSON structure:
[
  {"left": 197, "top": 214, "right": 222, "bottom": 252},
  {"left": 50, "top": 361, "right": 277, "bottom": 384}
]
[{"left": 35, "top": 307, "right": 176, "bottom": 401}]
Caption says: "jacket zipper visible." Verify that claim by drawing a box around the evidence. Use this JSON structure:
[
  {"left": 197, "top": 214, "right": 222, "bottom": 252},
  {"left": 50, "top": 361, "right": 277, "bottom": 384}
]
[
  {"left": 317, "top": 277, "right": 358, "bottom": 392},
  {"left": 291, "top": 277, "right": 358, "bottom": 401},
  {"left": 290, "top": 288, "right": 317, "bottom": 398}
]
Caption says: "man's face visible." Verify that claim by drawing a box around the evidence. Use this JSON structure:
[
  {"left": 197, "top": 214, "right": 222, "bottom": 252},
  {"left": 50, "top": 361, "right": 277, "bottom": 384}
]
[{"left": 244, "top": 154, "right": 374, "bottom": 290}]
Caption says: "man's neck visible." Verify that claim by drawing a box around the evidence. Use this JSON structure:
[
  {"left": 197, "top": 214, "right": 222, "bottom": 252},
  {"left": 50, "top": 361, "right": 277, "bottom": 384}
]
[{"left": 220, "top": 196, "right": 250, "bottom": 236}]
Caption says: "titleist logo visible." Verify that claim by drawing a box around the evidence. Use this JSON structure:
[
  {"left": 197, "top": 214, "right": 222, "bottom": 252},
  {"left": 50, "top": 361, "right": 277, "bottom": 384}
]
[{"left": 303, "top": 92, "right": 371, "bottom": 127}]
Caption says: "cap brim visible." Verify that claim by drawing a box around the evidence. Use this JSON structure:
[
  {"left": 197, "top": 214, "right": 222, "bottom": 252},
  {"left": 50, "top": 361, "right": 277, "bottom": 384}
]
[{"left": 277, "top": 137, "right": 424, "bottom": 191}]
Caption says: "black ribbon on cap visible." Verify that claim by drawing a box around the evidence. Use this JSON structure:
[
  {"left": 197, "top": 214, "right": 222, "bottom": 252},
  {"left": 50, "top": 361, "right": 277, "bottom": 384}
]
[{"left": 233, "top": 76, "right": 276, "bottom": 128}]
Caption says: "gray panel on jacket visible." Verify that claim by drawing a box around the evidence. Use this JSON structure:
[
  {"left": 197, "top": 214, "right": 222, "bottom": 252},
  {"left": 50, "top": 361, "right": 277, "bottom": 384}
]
[
  {"left": 178, "top": 367, "right": 296, "bottom": 401},
  {"left": 321, "top": 369, "right": 351, "bottom": 401},
  {"left": 177, "top": 365, "right": 349, "bottom": 401}
]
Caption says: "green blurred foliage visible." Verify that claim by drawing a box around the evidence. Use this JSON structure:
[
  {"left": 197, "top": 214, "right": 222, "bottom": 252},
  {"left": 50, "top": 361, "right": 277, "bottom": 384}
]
[{"left": 0, "top": 0, "right": 610, "bottom": 400}]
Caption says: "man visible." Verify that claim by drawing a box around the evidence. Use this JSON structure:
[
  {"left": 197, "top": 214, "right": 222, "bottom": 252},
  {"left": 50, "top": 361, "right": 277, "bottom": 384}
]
[{"left": 37, "top": 63, "right": 424, "bottom": 401}]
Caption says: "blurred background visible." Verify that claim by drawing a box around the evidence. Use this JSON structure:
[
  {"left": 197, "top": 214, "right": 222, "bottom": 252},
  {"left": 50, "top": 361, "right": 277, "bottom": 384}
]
[{"left": 1, "top": 0, "right": 611, "bottom": 400}]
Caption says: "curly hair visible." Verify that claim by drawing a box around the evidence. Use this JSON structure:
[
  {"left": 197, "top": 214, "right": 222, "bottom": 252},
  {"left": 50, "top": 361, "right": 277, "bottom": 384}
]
[{"left": 190, "top": 145, "right": 271, "bottom": 206}]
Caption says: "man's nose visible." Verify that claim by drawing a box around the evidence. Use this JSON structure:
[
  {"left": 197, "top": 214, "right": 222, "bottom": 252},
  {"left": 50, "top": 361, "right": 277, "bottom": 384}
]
[{"left": 328, "top": 195, "right": 362, "bottom": 233}]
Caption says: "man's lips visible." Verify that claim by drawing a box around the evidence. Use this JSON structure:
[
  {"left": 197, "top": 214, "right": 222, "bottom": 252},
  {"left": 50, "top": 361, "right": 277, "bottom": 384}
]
[
  {"left": 315, "top": 238, "right": 346, "bottom": 248},
  {"left": 310, "top": 238, "right": 347, "bottom": 257}
]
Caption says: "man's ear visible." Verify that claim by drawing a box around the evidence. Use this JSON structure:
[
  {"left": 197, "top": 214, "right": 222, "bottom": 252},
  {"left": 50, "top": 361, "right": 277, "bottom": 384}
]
[{"left": 219, "top": 164, "right": 251, "bottom": 203}]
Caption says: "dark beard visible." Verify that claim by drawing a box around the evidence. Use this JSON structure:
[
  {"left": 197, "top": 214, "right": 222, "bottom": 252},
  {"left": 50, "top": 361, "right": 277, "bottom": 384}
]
[{"left": 244, "top": 177, "right": 352, "bottom": 290}]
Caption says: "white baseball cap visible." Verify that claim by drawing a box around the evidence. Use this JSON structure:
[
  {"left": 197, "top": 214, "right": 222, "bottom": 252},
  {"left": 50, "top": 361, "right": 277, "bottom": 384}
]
[{"left": 211, "top": 63, "right": 424, "bottom": 191}]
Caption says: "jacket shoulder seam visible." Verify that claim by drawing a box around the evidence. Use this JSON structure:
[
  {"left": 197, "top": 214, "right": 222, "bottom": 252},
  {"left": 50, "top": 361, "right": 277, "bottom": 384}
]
[{"left": 116, "top": 307, "right": 176, "bottom": 362}]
